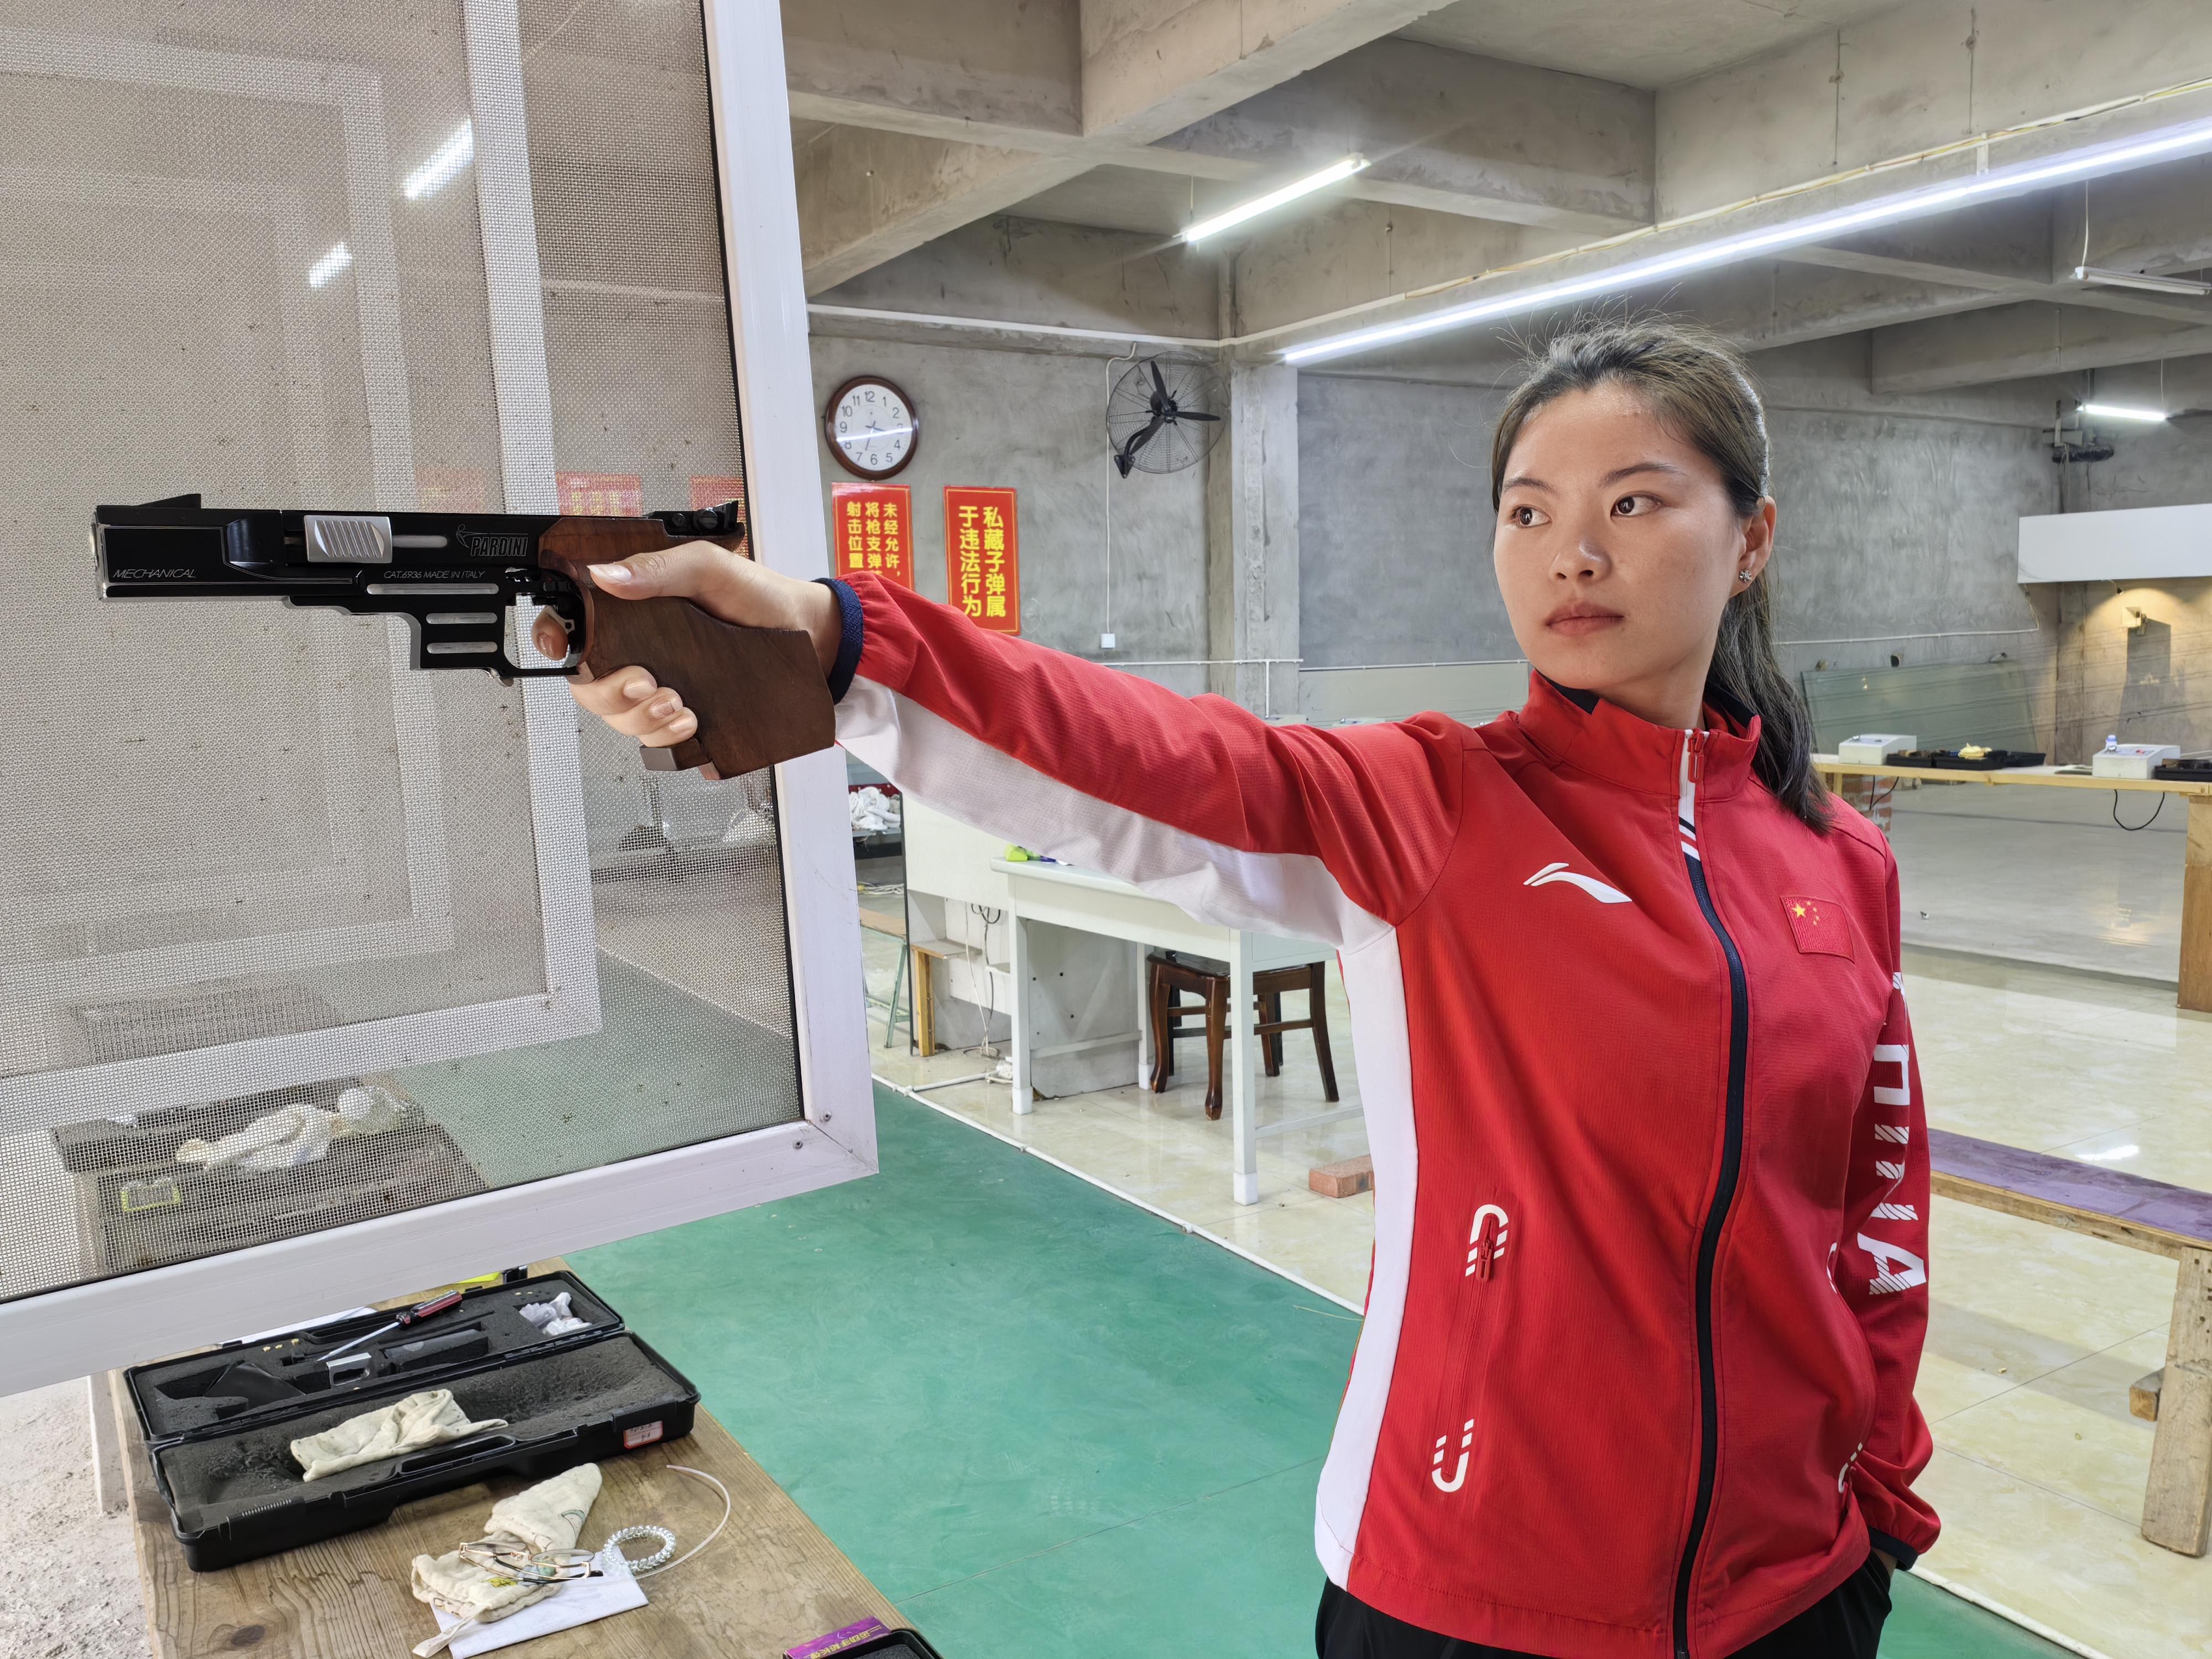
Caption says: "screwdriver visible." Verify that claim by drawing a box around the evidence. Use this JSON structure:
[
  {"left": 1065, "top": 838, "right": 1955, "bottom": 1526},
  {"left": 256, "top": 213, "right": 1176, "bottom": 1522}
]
[{"left": 320, "top": 1290, "right": 467, "bottom": 1364}]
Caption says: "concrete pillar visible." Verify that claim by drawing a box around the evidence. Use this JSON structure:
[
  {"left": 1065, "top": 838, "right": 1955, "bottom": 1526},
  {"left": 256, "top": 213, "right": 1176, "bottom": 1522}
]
[{"left": 1206, "top": 359, "right": 1300, "bottom": 718}]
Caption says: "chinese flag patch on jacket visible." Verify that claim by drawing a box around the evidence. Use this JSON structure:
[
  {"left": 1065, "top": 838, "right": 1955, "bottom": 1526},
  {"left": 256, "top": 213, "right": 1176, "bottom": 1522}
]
[{"left": 1782, "top": 895, "right": 1853, "bottom": 958}]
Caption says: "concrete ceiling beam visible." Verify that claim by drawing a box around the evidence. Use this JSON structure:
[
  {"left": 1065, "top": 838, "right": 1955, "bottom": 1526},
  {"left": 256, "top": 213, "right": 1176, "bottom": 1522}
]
[
  {"left": 2052, "top": 156, "right": 2212, "bottom": 285},
  {"left": 1146, "top": 38, "right": 1652, "bottom": 234},
  {"left": 782, "top": 0, "right": 1084, "bottom": 149},
  {"left": 798, "top": 124, "right": 1088, "bottom": 294},
  {"left": 1772, "top": 186, "right": 2212, "bottom": 337},
  {"left": 1077, "top": 0, "right": 1457, "bottom": 142},
  {"left": 1246, "top": 77, "right": 2212, "bottom": 373},
  {"left": 1657, "top": 0, "right": 2212, "bottom": 221},
  {"left": 795, "top": 0, "right": 1464, "bottom": 293},
  {"left": 1869, "top": 302, "right": 2212, "bottom": 394}
]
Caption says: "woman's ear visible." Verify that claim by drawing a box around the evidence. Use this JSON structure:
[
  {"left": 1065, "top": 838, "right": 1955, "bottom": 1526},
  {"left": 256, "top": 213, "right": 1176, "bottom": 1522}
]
[{"left": 1736, "top": 498, "right": 1778, "bottom": 585}]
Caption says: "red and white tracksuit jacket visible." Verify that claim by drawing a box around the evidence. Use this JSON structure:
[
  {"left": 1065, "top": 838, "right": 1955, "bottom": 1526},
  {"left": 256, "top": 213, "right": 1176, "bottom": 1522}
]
[{"left": 824, "top": 575, "right": 1939, "bottom": 1658}]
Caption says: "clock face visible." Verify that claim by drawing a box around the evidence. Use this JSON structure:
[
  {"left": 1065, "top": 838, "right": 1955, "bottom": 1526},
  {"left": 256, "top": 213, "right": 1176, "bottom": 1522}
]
[{"left": 826, "top": 377, "right": 917, "bottom": 478}]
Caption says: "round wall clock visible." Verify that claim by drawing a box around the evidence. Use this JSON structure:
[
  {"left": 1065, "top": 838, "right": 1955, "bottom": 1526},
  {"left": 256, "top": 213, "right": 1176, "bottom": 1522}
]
[{"left": 823, "top": 375, "right": 919, "bottom": 479}]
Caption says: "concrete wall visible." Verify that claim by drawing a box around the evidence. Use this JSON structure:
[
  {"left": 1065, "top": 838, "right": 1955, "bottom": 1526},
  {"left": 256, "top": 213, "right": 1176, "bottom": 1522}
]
[
  {"left": 1297, "top": 372, "right": 1511, "bottom": 669},
  {"left": 2047, "top": 362, "right": 2212, "bottom": 755},
  {"left": 809, "top": 331, "right": 1210, "bottom": 669},
  {"left": 1297, "top": 337, "right": 2066, "bottom": 742}
]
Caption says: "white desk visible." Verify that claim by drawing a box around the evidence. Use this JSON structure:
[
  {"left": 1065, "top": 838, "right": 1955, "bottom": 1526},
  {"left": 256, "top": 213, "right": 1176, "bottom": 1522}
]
[{"left": 992, "top": 859, "right": 1347, "bottom": 1205}]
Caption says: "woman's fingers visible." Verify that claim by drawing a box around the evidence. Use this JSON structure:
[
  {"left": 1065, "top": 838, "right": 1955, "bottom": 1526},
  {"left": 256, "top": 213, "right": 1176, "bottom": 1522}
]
[
  {"left": 585, "top": 538, "right": 844, "bottom": 672},
  {"left": 595, "top": 685, "right": 696, "bottom": 742},
  {"left": 586, "top": 539, "right": 763, "bottom": 624},
  {"left": 530, "top": 609, "right": 570, "bottom": 662}
]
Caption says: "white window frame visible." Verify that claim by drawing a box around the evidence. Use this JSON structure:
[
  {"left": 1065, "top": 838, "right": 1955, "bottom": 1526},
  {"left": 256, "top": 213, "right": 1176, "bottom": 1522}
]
[{"left": 0, "top": 0, "right": 873, "bottom": 1392}]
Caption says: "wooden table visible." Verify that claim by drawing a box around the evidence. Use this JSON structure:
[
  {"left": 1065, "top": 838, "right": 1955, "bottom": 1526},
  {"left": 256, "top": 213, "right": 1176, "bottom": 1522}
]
[
  {"left": 993, "top": 859, "right": 1350, "bottom": 1206},
  {"left": 1812, "top": 755, "right": 2212, "bottom": 1011},
  {"left": 107, "top": 1271, "right": 904, "bottom": 1659}
]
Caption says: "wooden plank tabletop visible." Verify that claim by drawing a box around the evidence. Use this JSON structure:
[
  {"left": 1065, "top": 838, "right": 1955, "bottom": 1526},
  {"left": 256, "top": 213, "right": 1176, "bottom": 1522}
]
[
  {"left": 1813, "top": 757, "right": 2212, "bottom": 795},
  {"left": 856, "top": 905, "right": 907, "bottom": 939},
  {"left": 1929, "top": 1128, "right": 2212, "bottom": 1259},
  {"left": 111, "top": 1271, "right": 905, "bottom": 1659}
]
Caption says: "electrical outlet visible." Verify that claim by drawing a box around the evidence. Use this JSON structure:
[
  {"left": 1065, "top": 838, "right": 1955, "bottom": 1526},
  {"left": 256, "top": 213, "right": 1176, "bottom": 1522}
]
[{"left": 1100, "top": 632, "right": 1117, "bottom": 649}]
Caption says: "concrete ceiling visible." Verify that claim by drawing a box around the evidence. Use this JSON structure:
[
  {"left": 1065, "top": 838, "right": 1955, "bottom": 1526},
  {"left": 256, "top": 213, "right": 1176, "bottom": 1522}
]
[
  {"left": 1397, "top": 0, "right": 1903, "bottom": 90},
  {"left": 787, "top": 0, "right": 2212, "bottom": 394},
  {"left": 1012, "top": 166, "right": 1251, "bottom": 238}
]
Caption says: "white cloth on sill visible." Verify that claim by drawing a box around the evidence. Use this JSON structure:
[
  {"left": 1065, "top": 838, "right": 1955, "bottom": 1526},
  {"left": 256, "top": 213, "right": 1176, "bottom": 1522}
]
[{"left": 175, "top": 1083, "right": 411, "bottom": 1174}]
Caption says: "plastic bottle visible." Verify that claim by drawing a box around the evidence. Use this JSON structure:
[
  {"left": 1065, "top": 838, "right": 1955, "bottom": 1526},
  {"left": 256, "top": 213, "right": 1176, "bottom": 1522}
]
[{"left": 2104, "top": 734, "right": 2120, "bottom": 754}]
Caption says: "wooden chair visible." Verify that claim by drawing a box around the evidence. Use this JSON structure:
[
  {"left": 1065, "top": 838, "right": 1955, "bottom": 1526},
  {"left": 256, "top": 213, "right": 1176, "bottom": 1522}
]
[
  {"left": 1146, "top": 953, "right": 1338, "bottom": 1120},
  {"left": 1930, "top": 1127, "right": 2212, "bottom": 1556}
]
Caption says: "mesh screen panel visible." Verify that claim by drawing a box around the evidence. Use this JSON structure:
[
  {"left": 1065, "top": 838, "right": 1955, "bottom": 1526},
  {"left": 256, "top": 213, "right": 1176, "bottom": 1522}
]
[{"left": 0, "top": 1, "right": 803, "bottom": 1307}]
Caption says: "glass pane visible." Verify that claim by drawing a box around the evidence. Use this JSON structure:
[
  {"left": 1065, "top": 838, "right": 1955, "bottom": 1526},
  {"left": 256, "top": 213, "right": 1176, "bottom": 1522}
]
[{"left": 0, "top": 0, "right": 803, "bottom": 1303}]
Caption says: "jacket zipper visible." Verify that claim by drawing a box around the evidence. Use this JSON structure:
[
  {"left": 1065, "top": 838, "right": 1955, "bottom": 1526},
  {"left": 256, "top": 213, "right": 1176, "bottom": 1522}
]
[{"left": 1670, "top": 729, "right": 1751, "bottom": 1659}]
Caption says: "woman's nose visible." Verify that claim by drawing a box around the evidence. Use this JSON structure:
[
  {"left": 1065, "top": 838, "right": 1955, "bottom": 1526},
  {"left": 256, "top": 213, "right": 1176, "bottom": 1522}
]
[{"left": 1552, "top": 535, "right": 1609, "bottom": 579}]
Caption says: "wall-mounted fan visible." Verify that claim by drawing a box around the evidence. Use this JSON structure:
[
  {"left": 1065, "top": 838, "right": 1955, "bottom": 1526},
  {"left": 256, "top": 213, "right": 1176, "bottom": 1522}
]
[{"left": 1106, "top": 357, "right": 1224, "bottom": 476}]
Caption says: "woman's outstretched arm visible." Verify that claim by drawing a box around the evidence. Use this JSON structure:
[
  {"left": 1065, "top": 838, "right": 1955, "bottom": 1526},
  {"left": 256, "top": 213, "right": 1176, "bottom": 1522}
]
[
  {"left": 831, "top": 574, "right": 1463, "bottom": 950},
  {"left": 548, "top": 547, "right": 1463, "bottom": 951}
]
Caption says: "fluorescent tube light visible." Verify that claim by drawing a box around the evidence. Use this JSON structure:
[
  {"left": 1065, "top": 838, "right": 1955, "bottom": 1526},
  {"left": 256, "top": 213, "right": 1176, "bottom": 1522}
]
[
  {"left": 1284, "top": 115, "right": 2212, "bottom": 364},
  {"left": 2074, "top": 264, "right": 2212, "bottom": 296},
  {"left": 307, "top": 242, "right": 353, "bottom": 289},
  {"left": 403, "top": 121, "right": 475, "bottom": 200},
  {"left": 2078, "top": 402, "right": 2169, "bottom": 421},
  {"left": 1183, "top": 156, "right": 1368, "bottom": 243}
]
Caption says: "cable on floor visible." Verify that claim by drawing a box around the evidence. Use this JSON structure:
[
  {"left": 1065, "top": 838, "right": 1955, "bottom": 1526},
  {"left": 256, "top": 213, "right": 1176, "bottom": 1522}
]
[{"left": 2112, "top": 790, "right": 2167, "bottom": 832}]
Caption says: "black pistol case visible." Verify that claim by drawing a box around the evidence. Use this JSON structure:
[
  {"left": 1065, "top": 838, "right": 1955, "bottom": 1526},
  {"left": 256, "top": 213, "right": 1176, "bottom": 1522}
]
[{"left": 120, "top": 1270, "right": 700, "bottom": 1571}]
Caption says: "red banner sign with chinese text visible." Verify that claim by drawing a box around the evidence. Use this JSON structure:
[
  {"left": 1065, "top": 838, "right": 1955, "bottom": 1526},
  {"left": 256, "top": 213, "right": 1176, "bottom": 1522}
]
[
  {"left": 831, "top": 483, "right": 914, "bottom": 588},
  {"left": 557, "top": 473, "right": 643, "bottom": 517},
  {"left": 943, "top": 486, "right": 1020, "bottom": 633},
  {"left": 689, "top": 474, "right": 747, "bottom": 513}
]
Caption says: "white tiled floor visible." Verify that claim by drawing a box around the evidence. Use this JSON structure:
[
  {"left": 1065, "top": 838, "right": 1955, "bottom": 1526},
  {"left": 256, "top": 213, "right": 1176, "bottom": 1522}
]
[
  {"left": 862, "top": 902, "right": 2212, "bottom": 1658},
  {"left": 1888, "top": 782, "right": 2187, "bottom": 984}
]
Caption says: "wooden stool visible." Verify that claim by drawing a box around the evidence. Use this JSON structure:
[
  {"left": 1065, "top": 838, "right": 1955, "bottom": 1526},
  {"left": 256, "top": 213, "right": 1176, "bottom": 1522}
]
[{"left": 1147, "top": 954, "right": 1338, "bottom": 1120}]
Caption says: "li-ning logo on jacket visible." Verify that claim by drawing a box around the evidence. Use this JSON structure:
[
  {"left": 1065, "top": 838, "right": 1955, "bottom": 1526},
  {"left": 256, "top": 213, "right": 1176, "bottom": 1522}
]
[
  {"left": 1433, "top": 1205, "right": 1513, "bottom": 1495},
  {"left": 1432, "top": 1419, "right": 1475, "bottom": 1493},
  {"left": 1465, "top": 1204, "right": 1510, "bottom": 1279},
  {"left": 1524, "top": 862, "right": 1631, "bottom": 905}
]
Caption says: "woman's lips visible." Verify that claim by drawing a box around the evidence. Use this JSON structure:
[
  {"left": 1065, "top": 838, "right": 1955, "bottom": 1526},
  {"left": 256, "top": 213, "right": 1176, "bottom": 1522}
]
[{"left": 1546, "top": 607, "right": 1623, "bottom": 637}]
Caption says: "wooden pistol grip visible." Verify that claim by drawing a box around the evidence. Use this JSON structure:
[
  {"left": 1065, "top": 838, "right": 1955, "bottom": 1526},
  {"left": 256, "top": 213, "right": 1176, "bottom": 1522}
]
[{"left": 538, "top": 518, "right": 836, "bottom": 779}]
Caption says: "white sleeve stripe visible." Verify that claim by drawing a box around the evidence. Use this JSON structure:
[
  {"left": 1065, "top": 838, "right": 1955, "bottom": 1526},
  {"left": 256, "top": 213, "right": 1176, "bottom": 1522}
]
[
  {"left": 1874, "top": 1124, "right": 1910, "bottom": 1144},
  {"left": 837, "top": 679, "right": 1390, "bottom": 953},
  {"left": 1315, "top": 933, "right": 1417, "bottom": 1583},
  {"left": 1871, "top": 1202, "right": 1918, "bottom": 1220},
  {"left": 1875, "top": 1159, "right": 1906, "bottom": 1181}
]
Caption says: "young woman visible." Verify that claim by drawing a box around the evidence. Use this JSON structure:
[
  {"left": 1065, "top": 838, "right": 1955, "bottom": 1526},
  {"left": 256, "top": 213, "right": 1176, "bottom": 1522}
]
[{"left": 541, "top": 321, "right": 1938, "bottom": 1659}]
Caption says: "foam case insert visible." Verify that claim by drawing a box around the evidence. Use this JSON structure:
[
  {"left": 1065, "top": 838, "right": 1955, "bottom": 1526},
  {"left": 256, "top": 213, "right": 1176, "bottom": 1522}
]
[{"left": 123, "top": 1271, "right": 698, "bottom": 1571}]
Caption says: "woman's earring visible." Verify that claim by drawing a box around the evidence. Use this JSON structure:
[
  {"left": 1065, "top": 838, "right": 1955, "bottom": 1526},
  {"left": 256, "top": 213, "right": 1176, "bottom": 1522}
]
[{"left": 1736, "top": 570, "right": 1754, "bottom": 583}]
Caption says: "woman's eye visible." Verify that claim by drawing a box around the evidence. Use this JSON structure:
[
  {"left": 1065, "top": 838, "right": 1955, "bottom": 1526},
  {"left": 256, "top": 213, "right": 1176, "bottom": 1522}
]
[
  {"left": 1613, "top": 494, "right": 1656, "bottom": 517},
  {"left": 1509, "top": 504, "right": 1546, "bottom": 528}
]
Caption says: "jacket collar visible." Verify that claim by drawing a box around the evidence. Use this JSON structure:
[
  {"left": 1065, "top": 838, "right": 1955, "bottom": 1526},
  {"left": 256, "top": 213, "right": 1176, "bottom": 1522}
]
[{"left": 1514, "top": 674, "right": 1761, "bottom": 800}]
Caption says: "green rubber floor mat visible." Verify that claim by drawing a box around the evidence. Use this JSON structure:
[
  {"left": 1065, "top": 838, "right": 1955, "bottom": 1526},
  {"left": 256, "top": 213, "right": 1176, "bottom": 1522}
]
[{"left": 575, "top": 1086, "right": 2072, "bottom": 1659}]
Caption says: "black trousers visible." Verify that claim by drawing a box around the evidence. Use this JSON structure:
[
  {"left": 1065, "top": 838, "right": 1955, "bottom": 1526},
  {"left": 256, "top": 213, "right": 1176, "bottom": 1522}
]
[{"left": 1314, "top": 1553, "right": 1892, "bottom": 1659}]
